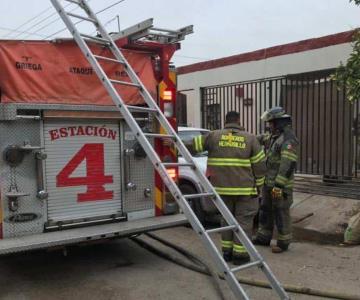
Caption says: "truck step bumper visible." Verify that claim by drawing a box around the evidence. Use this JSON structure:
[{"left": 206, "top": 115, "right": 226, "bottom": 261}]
[{"left": 0, "top": 214, "right": 187, "bottom": 255}]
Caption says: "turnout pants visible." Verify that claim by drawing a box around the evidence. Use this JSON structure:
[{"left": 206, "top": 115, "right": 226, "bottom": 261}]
[
  {"left": 221, "top": 195, "right": 258, "bottom": 258},
  {"left": 257, "top": 186, "right": 293, "bottom": 249}
]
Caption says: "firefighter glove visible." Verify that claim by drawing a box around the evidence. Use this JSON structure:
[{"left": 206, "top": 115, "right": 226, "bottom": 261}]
[{"left": 271, "top": 186, "right": 283, "bottom": 200}]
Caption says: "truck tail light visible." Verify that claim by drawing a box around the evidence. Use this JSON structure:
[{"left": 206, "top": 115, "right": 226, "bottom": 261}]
[
  {"left": 162, "top": 88, "right": 175, "bottom": 118},
  {"left": 166, "top": 168, "right": 177, "bottom": 181},
  {"left": 163, "top": 89, "right": 174, "bottom": 101}
]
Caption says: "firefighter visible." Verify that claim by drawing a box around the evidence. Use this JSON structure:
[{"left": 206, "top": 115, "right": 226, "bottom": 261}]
[
  {"left": 253, "top": 107, "right": 299, "bottom": 253},
  {"left": 193, "top": 111, "right": 266, "bottom": 265}
]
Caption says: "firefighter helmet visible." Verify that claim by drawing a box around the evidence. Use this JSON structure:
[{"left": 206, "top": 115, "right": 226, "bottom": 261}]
[{"left": 261, "top": 106, "right": 291, "bottom": 122}]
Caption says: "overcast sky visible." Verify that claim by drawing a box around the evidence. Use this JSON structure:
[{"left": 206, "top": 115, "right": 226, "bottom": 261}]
[{"left": 0, "top": 0, "right": 359, "bottom": 66}]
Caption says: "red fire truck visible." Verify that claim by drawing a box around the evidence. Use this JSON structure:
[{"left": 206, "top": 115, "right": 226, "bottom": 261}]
[{"left": 0, "top": 19, "right": 193, "bottom": 254}]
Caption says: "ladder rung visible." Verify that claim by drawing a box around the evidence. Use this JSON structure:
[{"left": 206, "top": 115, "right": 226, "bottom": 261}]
[
  {"left": 67, "top": 12, "right": 97, "bottom": 23},
  {"left": 184, "top": 192, "right": 214, "bottom": 199},
  {"left": 162, "top": 162, "right": 194, "bottom": 167},
  {"left": 231, "top": 260, "right": 263, "bottom": 273},
  {"left": 64, "top": 0, "right": 81, "bottom": 5},
  {"left": 126, "top": 105, "right": 157, "bottom": 113},
  {"left": 80, "top": 33, "right": 110, "bottom": 44},
  {"left": 94, "top": 55, "right": 125, "bottom": 64},
  {"left": 206, "top": 225, "right": 237, "bottom": 234},
  {"left": 110, "top": 79, "right": 141, "bottom": 88},
  {"left": 144, "top": 133, "right": 175, "bottom": 139}
]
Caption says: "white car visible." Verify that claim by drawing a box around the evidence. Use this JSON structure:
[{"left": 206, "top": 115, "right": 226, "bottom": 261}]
[{"left": 178, "top": 126, "right": 217, "bottom": 223}]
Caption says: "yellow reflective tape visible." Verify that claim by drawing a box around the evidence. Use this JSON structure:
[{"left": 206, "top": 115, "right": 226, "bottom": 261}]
[
  {"left": 250, "top": 150, "right": 266, "bottom": 164},
  {"left": 221, "top": 240, "right": 233, "bottom": 246},
  {"left": 284, "top": 181, "right": 294, "bottom": 188},
  {"left": 194, "top": 137, "right": 199, "bottom": 152},
  {"left": 208, "top": 158, "right": 251, "bottom": 163},
  {"left": 278, "top": 233, "right": 292, "bottom": 241},
  {"left": 277, "top": 175, "right": 288, "bottom": 181},
  {"left": 194, "top": 136, "right": 203, "bottom": 152},
  {"left": 233, "top": 246, "right": 247, "bottom": 254},
  {"left": 208, "top": 162, "right": 251, "bottom": 167},
  {"left": 282, "top": 152, "right": 297, "bottom": 159},
  {"left": 282, "top": 150, "right": 297, "bottom": 156},
  {"left": 256, "top": 177, "right": 265, "bottom": 186},
  {"left": 198, "top": 136, "right": 204, "bottom": 152},
  {"left": 275, "top": 175, "right": 288, "bottom": 185},
  {"left": 194, "top": 136, "right": 199, "bottom": 152},
  {"left": 208, "top": 158, "right": 251, "bottom": 167},
  {"left": 215, "top": 187, "right": 257, "bottom": 195},
  {"left": 222, "top": 240, "right": 233, "bottom": 244},
  {"left": 281, "top": 151, "right": 298, "bottom": 161},
  {"left": 233, "top": 244, "right": 245, "bottom": 250},
  {"left": 155, "top": 187, "right": 163, "bottom": 213},
  {"left": 221, "top": 240, "right": 233, "bottom": 249},
  {"left": 282, "top": 154, "right": 297, "bottom": 162}
]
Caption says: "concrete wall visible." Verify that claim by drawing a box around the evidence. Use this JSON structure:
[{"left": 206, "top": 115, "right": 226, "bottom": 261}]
[{"left": 178, "top": 43, "right": 352, "bottom": 127}]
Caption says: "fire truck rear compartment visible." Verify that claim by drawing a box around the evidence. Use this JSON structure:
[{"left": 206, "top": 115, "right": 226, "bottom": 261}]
[{"left": 0, "top": 107, "right": 163, "bottom": 242}]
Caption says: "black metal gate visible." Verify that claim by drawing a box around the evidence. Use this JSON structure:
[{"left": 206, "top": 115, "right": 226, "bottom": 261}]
[{"left": 201, "top": 69, "right": 360, "bottom": 192}]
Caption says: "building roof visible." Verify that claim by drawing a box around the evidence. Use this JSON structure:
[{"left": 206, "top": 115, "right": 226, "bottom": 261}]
[{"left": 177, "top": 29, "right": 356, "bottom": 75}]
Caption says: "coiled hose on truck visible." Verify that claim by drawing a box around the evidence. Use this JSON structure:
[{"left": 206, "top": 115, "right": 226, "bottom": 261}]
[{"left": 130, "top": 232, "right": 360, "bottom": 300}]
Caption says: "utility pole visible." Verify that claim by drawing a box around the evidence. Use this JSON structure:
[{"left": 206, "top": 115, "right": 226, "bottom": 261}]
[{"left": 117, "top": 15, "right": 120, "bottom": 32}]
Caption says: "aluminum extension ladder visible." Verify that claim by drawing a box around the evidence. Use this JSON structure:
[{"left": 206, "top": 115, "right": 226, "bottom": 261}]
[{"left": 50, "top": 1, "right": 290, "bottom": 299}]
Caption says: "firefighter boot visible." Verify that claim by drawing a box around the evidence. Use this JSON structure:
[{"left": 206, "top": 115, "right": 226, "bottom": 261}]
[
  {"left": 232, "top": 253, "right": 250, "bottom": 265},
  {"left": 271, "top": 240, "right": 289, "bottom": 253},
  {"left": 252, "top": 235, "right": 271, "bottom": 246},
  {"left": 232, "top": 243, "right": 250, "bottom": 265}
]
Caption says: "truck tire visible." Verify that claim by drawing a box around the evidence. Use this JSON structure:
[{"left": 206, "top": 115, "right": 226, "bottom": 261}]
[{"left": 179, "top": 183, "right": 205, "bottom": 225}]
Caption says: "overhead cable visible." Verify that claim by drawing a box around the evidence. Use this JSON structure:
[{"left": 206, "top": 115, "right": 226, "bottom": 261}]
[
  {"left": 3, "top": 5, "right": 54, "bottom": 38},
  {"left": 43, "top": 0, "right": 126, "bottom": 40},
  {"left": 16, "top": 2, "right": 77, "bottom": 39},
  {"left": 90, "top": 16, "right": 118, "bottom": 36},
  {"left": 0, "top": 26, "right": 47, "bottom": 38}
]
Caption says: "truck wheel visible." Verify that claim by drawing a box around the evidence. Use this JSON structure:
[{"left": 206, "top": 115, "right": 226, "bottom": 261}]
[{"left": 179, "top": 183, "right": 206, "bottom": 225}]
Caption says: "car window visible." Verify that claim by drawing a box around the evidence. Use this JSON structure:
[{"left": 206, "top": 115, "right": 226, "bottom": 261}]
[
  {"left": 178, "top": 130, "right": 209, "bottom": 157},
  {"left": 178, "top": 130, "right": 208, "bottom": 143}
]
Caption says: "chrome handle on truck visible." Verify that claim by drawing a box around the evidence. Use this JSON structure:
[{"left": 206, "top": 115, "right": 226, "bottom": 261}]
[
  {"left": 124, "top": 149, "right": 137, "bottom": 191},
  {"left": 35, "top": 151, "right": 48, "bottom": 200}
]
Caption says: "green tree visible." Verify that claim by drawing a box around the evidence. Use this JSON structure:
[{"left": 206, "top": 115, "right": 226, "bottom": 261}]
[{"left": 332, "top": 0, "right": 360, "bottom": 103}]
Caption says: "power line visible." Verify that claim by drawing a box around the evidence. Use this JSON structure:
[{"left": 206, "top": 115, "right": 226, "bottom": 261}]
[
  {"left": 14, "top": 3, "right": 78, "bottom": 39},
  {"left": 24, "top": 6, "right": 83, "bottom": 39},
  {"left": 3, "top": 6, "right": 54, "bottom": 38},
  {"left": 96, "top": 0, "right": 126, "bottom": 15},
  {"left": 0, "top": 26, "right": 47, "bottom": 38},
  {"left": 43, "top": 0, "right": 126, "bottom": 40},
  {"left": 90, "top": 16, "right": 118, "bottom": 36}
]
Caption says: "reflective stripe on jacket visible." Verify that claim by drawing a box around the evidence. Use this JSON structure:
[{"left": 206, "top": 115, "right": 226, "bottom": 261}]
[
  {"left": 193, "top": 123, "right": 266, "bottom": 196},
  {"left": 265, "top": 125, "right": 299, "bottom": 192}
]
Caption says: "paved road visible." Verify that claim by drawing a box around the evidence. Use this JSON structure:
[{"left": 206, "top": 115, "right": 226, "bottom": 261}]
[{"left": 0, "top": 226, "right": 359, "bottom": 300}]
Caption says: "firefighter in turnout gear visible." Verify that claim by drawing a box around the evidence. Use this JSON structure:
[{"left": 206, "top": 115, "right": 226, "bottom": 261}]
[
  {"left": 193, "top": 111, "right": 266, "bottom": 265},
  {"left": 253, "top": 107, "right": 299, "bottom": 253}
]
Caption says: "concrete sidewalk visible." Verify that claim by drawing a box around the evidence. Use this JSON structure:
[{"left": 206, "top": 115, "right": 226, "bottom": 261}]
[{"left": 291, "top": 192, "right": 360, "bottom": 244}]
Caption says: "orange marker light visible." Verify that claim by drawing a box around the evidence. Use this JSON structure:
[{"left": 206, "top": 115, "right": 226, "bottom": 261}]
[
  {"left": 163, "top": 89, "right": 173, "bottom": 101},
  {"left": 167, "top": 168, "right": 177, "bottom": 180}
]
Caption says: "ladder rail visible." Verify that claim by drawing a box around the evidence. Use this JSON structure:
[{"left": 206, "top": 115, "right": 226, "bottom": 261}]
[{"left": 50, "top": 1, "right": 290, "bottom": 299}]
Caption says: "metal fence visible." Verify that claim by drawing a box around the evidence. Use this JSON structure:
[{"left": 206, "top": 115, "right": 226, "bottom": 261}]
[{"left": 201, "top": 69, "right": 360, "bottom": 182}]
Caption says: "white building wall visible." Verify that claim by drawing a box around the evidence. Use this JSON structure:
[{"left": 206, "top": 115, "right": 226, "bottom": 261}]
[{"left": 178, "top": 43, "right": 352, "bottom": 127}]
